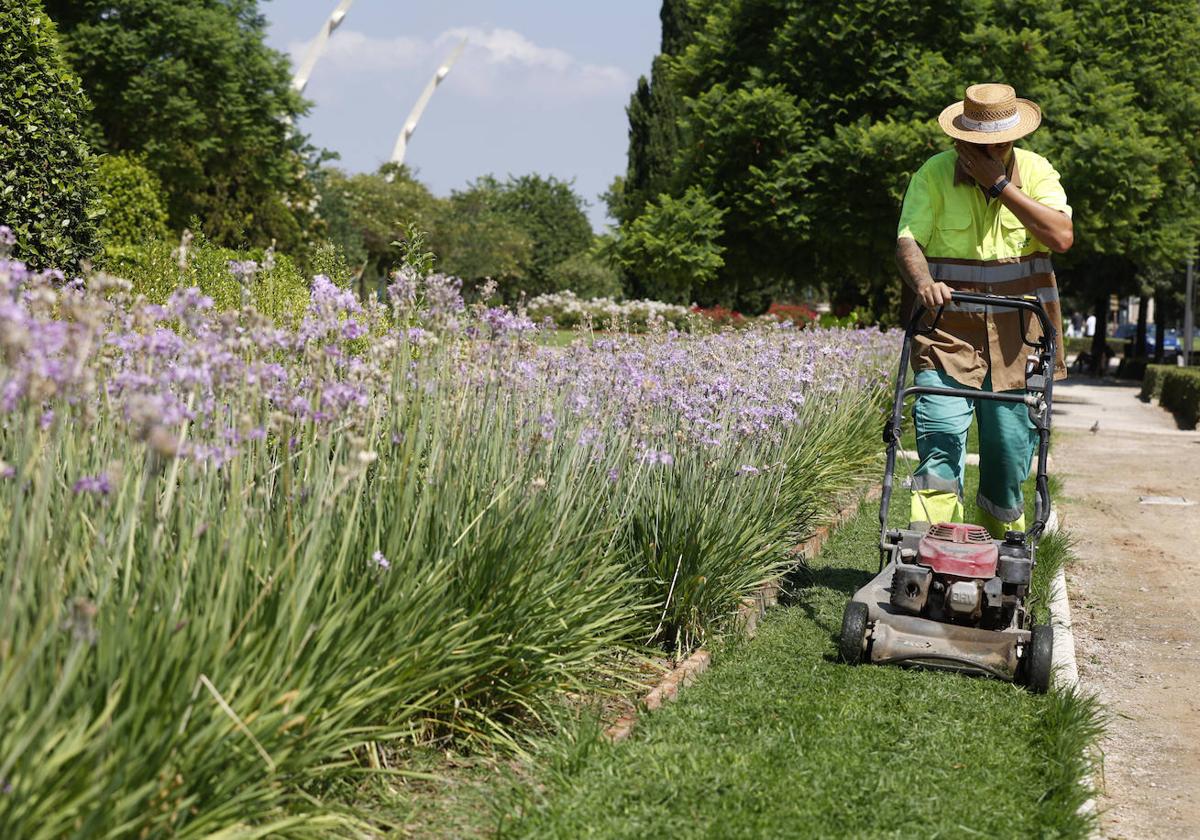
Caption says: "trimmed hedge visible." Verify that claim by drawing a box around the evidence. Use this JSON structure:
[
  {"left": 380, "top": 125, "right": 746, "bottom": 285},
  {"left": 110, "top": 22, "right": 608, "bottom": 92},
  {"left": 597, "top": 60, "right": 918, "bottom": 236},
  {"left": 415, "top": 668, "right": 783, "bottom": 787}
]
[
  {"left": 1140, "top": 364, "right": 1175, "bottom": 402},
  {"left": 95, "top": 153, "right": 170, "bottom": 247},
  {"left": 1160, "top": 368, "right": 1200, "bottom": 429},
  {"left": 0, "top": 3, "right": 99, "bottom": 269}
]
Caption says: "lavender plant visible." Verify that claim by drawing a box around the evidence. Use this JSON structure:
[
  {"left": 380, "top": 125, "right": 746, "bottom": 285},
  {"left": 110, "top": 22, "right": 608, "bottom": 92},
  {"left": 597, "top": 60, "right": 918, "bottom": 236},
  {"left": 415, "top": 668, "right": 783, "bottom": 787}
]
[{"left": 0, "top": 248, "right": 896, "bottom": 835}]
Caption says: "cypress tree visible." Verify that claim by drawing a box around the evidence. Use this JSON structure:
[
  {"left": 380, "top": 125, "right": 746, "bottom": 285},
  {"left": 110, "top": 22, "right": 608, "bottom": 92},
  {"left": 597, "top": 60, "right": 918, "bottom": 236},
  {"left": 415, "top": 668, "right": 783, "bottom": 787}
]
[{"left": 620, "top": 0, "right": 700, "bottom": 227}]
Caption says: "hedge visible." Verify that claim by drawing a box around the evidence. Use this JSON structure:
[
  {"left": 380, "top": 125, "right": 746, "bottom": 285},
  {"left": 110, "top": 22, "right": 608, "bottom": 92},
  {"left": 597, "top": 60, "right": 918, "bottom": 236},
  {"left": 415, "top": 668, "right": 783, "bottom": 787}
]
[
  {"left": 0, "top": 3, "right": 99, "bottom": 269},
  {"left": 1140, "top": 364, "right": 1176, "bottom": 402},
  {"left": 1160, "top": 368, "right": 1200, "bottom": 429},
  {"left": 95, "top": 153, "right": 170, "bottom": 247}
]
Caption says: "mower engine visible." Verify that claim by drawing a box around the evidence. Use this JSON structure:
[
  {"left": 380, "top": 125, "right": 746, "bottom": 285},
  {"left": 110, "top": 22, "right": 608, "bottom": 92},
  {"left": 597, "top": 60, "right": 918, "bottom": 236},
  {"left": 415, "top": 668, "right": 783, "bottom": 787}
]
[{"left": 889, "top": 523, "right": 1032, "bottom": 629}]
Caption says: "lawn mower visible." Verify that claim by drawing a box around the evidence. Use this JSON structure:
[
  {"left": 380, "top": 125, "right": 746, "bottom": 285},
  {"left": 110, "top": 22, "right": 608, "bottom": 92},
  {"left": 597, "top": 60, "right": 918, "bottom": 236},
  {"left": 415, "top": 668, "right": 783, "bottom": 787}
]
[{"left": 838, "top": 292, "right": 1056, "bottom": 692}]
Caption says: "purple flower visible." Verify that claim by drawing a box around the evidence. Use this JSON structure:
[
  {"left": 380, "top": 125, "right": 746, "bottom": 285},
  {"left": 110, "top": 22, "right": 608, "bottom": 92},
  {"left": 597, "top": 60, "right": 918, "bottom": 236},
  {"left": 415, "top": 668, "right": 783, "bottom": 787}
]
[
  {"left": 373, "top": 550, "right": 390, "bottom": 571},
  {"left": 738, "top": 464, "right": 761, "bottom": 476},
  {"left": 227, "top": 260, "right": 258, "bottom": 280},
  {"left": 72, "top": 474, "right": 111, "bottom": 496},
  {"left": 638, "top": 449, "right": 674, "bottom": 467}
]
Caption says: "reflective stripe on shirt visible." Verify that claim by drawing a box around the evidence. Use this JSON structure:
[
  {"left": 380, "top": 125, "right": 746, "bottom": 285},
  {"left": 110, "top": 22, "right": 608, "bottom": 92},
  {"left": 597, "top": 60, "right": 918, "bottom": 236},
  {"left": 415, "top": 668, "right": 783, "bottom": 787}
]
[{"left": 929, "top": 257, "right": 1054, "bottom": 285}]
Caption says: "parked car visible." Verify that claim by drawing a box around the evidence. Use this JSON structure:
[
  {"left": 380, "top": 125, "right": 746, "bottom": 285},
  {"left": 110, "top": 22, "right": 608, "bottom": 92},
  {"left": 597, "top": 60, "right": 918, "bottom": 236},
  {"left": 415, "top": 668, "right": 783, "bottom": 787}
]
[{"left": 1113, "top": 323, "right": 1181, "bottom": 355}]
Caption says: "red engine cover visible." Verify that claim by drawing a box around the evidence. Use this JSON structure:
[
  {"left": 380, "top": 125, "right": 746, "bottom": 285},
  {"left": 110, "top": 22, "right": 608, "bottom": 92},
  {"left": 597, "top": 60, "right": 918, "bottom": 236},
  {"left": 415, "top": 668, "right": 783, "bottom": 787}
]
[{"left": 917, "top": 523, "right": 998, "bottom": 578}]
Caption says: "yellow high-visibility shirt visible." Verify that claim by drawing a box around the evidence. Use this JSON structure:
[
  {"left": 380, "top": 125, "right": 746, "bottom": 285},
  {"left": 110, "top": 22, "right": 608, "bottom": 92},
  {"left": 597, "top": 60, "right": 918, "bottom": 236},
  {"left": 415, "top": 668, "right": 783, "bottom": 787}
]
[
  {"left": 898, "top": 148, "right": 1072, "bottom": 260},
  {"left": 896, "top": 147, "right": 1071, "bottom": 392}
]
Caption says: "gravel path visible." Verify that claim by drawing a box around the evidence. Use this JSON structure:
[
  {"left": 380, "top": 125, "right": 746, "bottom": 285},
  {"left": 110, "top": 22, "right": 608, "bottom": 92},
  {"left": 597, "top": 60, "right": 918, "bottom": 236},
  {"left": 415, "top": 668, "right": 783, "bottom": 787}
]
[{"left": 1052, "top": 376, "right": 1200, "bottom": 839}]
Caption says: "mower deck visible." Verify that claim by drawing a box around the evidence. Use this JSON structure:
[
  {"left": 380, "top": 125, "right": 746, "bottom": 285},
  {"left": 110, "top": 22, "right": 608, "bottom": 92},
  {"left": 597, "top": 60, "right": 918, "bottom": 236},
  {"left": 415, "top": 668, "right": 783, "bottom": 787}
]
[{"left": 850, "top": 552, "right": 1029, "bottom": 680}]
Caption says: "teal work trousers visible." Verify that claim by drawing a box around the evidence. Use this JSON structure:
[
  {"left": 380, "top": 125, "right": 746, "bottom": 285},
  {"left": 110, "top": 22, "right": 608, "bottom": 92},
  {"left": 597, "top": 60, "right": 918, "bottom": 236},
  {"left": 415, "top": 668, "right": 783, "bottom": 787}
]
[{"left": 910, "top": 369, "right": 1038, "bottom": 536}]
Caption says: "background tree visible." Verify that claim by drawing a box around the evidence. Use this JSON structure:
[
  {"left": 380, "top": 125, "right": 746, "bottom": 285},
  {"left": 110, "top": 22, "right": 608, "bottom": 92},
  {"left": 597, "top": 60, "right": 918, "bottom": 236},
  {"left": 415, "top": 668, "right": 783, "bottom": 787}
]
[
  {"left": 429, "top": 182, "right": 533, "bottom": 298},
  {"left": 614, "top": 0, "right": 701, "bottom": 299},
  {"left": 616, "top": 186, "right": 726, "bottom": 304},
  {"left": 45, "top": 0, "right": 311, "bottom": 250},
  {"left": 0, "top": 2, "right": 99, "bottom": 270},
  {"left": 620, "top": 0, "right": 1200, "bottom": 319},
  {"left": 545, "top": 251, "right": 624, "bottom": 300},
  {"left": 314, "top": 164, "right": 438, "bottom": 297},
  {"left": 481, "top": 174, "right": 594, "bottom": 298}
]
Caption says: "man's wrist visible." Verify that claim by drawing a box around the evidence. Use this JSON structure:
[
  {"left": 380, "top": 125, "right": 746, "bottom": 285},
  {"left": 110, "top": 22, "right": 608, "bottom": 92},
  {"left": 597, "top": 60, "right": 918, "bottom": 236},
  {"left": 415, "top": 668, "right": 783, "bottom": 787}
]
[
  {"left": 988, "top": 176, "right": 1011, "bottom": 199},
  {"left": 910, "top": 275, "right": 936, "bottom": 295}
]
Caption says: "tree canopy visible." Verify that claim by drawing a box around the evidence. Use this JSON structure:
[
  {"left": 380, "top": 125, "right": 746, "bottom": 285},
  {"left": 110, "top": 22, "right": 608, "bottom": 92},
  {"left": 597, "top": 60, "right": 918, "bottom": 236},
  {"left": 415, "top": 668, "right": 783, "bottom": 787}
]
[
  {"left": 45, "top": 0, "right": 311, "bottom": 250},
  {"left": 480, "top": 174, "right": 595, "bottom": 298},
  {"left": 620, "top": 0, "right": 1200, "bottom": 317},
  {"left": 314, "top": 167, "right": 595, "bottom": 301}
]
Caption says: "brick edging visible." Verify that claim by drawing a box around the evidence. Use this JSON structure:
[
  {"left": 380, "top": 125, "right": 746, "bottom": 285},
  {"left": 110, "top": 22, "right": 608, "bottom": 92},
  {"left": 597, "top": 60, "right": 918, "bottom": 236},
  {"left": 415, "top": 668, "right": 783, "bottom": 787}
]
[{"left": 605, "top": 483, "right": 882, "bottom": 742}]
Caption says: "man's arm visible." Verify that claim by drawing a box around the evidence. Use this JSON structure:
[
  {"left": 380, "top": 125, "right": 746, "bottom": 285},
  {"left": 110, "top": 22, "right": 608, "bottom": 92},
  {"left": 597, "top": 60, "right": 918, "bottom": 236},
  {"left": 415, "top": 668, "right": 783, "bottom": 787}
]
[
  {"left": 897, "top": 237, "right": 954, "bottom": 308},
  {"left": 956, "top": 142, "right": 1074, "bottom": 252}
]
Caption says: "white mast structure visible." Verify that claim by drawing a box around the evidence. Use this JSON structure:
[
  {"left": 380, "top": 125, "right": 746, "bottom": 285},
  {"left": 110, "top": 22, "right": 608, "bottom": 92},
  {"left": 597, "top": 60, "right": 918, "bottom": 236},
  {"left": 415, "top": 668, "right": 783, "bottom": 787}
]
[
  {"left": 389, "top": 38, "right": 468, "bottom": 169},
  {"left": 291, "top": 0, "right": 355, "bottom": 95}
]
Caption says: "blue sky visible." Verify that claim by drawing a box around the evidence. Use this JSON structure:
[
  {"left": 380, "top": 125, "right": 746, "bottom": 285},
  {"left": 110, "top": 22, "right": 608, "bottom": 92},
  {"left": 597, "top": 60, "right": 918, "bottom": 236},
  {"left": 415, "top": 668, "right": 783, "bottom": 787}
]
[{"left": 263, "top": 1, "right": 662, "bottom": 230}]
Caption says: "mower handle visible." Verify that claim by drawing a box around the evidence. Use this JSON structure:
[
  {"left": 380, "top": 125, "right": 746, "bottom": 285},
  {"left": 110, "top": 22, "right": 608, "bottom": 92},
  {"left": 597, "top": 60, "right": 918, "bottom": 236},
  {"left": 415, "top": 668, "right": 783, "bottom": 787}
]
[{"left": 878, "top": 292, "right": 1057, "bottom": 557}]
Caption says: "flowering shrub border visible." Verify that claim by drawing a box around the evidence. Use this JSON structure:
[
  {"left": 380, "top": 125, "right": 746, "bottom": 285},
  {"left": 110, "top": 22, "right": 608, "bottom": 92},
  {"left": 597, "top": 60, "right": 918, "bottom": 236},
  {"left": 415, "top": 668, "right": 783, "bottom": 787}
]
[{"left": 0, "top": 246, "right": 897, "bottom": 835}]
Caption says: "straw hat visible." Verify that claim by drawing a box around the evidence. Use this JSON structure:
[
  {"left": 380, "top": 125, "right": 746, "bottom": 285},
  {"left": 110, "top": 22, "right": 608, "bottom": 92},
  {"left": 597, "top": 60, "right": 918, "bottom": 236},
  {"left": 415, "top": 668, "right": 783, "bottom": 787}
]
[{"left": 938, "top": 83, "right": 1041, "bottom": 143}]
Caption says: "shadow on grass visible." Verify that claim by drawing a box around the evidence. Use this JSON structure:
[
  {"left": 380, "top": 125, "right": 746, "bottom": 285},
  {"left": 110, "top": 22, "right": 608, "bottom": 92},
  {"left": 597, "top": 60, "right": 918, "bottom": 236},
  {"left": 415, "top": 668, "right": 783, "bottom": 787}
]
[
  {"left": 782, "top": 562, "right": 874, "bottom": 598},
  {"left": 779, "top": 562, "right": 875, "bottom": 649}
]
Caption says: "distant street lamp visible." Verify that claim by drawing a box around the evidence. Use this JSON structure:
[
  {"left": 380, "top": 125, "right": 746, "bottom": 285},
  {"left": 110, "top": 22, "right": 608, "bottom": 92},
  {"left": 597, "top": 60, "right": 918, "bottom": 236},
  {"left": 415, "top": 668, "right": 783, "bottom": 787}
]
[
  {"left": 389, "top": 38, "right": 468, "bottom": 168},
  {"left": 292, "top": 0, "right": 355, "bottom": 95}
]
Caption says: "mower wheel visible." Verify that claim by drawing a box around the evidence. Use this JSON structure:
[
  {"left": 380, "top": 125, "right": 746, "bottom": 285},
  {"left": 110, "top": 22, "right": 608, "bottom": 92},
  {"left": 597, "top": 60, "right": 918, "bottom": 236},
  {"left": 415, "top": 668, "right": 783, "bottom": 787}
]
[
  {"left": 1024, "top": 623, "right": 1054, "bottom": 693},
  {"left": 838, "top": 601, "right": 870, "bottom": 665}
]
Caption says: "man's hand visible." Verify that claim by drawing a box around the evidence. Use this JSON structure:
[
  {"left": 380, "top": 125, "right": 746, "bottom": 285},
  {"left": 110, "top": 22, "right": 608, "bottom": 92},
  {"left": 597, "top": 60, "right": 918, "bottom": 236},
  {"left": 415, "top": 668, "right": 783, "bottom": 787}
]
[
  {"left": 916, "top": 279, "right": 954, "bottom": 311},
  {"left": 955, "top": 140, "right": 1006, "bottom": 190},
  {"left": 896, "top": 238, "right": 953, "bottom": 310}
]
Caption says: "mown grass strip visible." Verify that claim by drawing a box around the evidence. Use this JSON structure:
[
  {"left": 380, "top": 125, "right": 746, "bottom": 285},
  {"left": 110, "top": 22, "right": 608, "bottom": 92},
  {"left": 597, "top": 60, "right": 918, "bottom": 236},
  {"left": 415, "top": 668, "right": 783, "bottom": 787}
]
[{"left": 498, "top": 467, "right": 1102, "bottom": 839}]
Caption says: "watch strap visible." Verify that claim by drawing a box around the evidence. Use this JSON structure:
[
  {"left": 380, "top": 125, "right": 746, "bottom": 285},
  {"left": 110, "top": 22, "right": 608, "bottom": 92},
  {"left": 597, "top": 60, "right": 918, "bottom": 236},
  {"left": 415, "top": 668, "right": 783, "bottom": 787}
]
[{"left": 988, "top": 177, "right": 1011, "bottom": 199}]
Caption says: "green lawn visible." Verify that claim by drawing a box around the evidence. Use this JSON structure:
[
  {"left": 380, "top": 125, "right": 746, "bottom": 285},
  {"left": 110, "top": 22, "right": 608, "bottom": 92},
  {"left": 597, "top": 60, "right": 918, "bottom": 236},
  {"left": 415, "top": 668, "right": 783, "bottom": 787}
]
[{"left": 497, "top": 467, "right": 1100, "bottom": 839}]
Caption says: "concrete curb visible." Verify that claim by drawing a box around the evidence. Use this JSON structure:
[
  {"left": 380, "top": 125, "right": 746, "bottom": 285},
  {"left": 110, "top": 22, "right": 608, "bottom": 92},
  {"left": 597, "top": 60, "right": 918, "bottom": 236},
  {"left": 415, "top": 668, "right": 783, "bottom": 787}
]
[
  {"left": 1044, "top": 508, "right": 1101, "bottom": 832},
  {"left": 1044, "top": 509, "right": 1081, "bottom": 688},
  {"left": 605, "top": 483, "right": 882, "bottom": 743}
]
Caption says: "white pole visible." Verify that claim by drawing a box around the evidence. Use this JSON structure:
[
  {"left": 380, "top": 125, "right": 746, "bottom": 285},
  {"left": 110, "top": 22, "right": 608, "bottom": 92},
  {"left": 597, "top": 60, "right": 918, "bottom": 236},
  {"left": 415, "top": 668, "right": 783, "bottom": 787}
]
[
  {"left": 389, "top": 38, "right": 468, "bottom": 168},
  {"left": 292, "top": 0, "right": 355, "bottom": 95},
  {"left": 1185, "top": 253, "right": 1195, "bottom": 367}
]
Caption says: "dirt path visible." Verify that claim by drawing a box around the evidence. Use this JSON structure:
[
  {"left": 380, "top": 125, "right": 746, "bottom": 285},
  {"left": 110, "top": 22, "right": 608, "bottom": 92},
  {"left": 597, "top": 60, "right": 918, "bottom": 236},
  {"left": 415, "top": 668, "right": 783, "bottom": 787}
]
[{"left": 1051, "top": 376, "right": 1200, "bottom": 839}]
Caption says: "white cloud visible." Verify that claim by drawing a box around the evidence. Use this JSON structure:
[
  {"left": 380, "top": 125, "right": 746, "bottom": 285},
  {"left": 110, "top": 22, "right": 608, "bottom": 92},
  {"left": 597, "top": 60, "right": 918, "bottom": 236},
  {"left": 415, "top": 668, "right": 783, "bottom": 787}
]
[
  {"left": 290, "top": 26, "right": 631, "bottom": 102},
  {"left": 288, "top": 30, "right": 431, "bottom": 75}
]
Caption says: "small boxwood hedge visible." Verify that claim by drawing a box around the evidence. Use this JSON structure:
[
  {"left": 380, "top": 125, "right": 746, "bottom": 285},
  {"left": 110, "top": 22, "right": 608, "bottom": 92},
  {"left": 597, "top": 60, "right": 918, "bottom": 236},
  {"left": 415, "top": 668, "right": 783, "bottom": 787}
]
[
  {"left": 1140, "top": 364, "right": 1176, "bottom": 402},
  {"left": 1160, "top": 368, "right": 1200, "bottom": 429}
]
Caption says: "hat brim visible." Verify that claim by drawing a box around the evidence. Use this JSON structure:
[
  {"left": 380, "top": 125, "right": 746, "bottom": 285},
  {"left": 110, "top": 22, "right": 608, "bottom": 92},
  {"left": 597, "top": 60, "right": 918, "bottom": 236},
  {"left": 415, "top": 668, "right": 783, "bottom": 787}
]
[{"left": 937, "top": 99, "right": 1041, "bottom": 143}]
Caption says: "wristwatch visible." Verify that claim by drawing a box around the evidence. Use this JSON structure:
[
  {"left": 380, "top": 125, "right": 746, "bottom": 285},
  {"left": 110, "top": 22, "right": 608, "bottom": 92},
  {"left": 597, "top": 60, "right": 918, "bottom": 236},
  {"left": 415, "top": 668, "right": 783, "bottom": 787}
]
[{"left": 988, "top": 177, "right": 1011, "bottom": 199}]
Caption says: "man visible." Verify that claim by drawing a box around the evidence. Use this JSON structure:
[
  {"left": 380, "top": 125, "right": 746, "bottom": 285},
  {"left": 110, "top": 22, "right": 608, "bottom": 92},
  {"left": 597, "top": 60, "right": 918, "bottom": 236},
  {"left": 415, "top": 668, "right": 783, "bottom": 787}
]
[{"left": 895, "top": 83, "right": 1073, "bottom": 538}]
